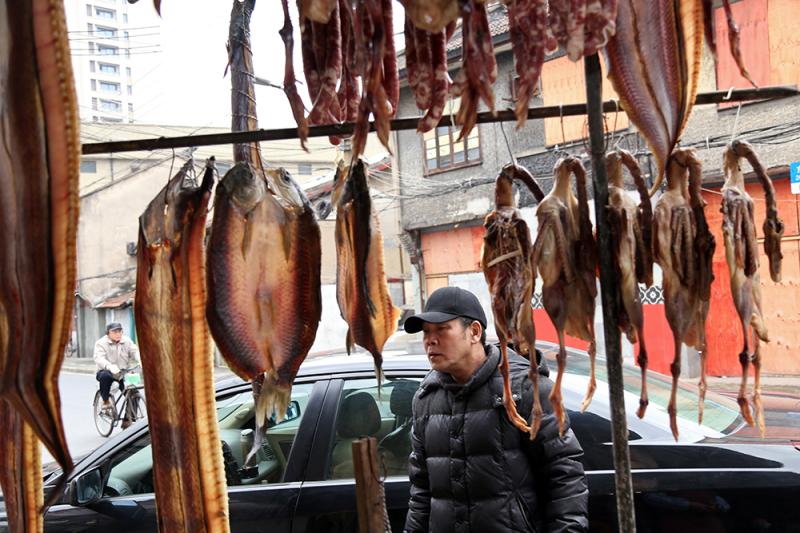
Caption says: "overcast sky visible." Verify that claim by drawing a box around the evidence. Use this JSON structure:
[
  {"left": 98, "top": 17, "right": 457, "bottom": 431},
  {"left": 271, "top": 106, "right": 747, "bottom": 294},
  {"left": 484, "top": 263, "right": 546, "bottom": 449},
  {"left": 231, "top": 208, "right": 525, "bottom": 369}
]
[{"left": 119, "top": 1, "right": 406, "bottom": 129}]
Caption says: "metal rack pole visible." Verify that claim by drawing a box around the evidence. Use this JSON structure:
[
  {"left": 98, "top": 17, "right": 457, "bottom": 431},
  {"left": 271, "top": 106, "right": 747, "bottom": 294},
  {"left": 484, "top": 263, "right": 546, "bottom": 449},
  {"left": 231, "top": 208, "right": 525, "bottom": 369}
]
[
  {"left": 584, "top": 53, "right": 636, "bottom": 532},
  {"left": 81, "top": 86, "right": 799, "bottom": 155}
]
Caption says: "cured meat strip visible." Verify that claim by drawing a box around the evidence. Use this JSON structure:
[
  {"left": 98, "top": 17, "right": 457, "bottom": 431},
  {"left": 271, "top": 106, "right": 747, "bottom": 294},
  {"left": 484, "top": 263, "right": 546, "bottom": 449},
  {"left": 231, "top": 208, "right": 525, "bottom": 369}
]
[
  {"left": 507, "top": 0, "right": 548, "bottom": 128},
  {"left": 549, "top": 0, "right": 587, "bottom": 61},
  {"left": 307, "top": 2, "right": 342, "bottom": 126},
  {"left": 400, "top": 0, "right": 460, "bottom": 33},
  {"left": 606, "top": 151, "right": 651, "bottom": 418},
  {"left": 382, "top": 0, "right": 399, "bottom": 116},
  {"left": 721, "top": 0, "right": 756, "bottom": 87},
  {"left": 334, "top": 161, "right": 401, "bottom": 379},
  {"left": 652, "top": 148, "right": 714, "bottom": 440},
  {"left": 417, "top": 29, "right": 450, "bottom": 133},
  {"left": 532, "top": 157, "right": 597, "bottom": 435},
  {"left": 208, "top": 0, "right": 322, "bottom": 462},
  {"left": 298, "top": 0, "right": 337, "bottom": 22},
  {"left": 482, "top": 164, "right": 544, "bottom": 438},
  {"left": 135, "top": 160, "right": 228, "bottom": 533},
  {"left": 583, "top": 0, "right": 617, "bottom": 56},
  {"left": 1, "top": 1, "right": 79, "bottom": 526},
  {"left": 280, "top": 0, "right": 310, "bottom": 151}
]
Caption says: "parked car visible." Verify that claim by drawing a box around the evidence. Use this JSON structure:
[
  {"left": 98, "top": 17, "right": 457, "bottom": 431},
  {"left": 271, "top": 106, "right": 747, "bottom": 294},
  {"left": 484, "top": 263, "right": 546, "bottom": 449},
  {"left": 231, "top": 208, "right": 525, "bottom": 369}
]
[{"left": 3, "top": 346, "right": 800, "bottom": 532}]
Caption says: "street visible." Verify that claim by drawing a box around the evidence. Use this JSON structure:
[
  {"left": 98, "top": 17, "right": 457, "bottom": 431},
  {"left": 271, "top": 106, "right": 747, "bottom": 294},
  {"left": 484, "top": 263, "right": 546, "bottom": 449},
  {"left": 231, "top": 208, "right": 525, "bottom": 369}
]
[{"left": 42, "top": 372, "right": 115, "bottom": 466}]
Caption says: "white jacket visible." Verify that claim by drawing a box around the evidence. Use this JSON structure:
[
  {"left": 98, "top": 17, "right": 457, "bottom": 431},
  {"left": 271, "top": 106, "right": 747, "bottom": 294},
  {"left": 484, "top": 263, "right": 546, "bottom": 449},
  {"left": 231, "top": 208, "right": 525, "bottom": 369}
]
[{"left": 93, "top": 335, "right": 141, "bottom": 374}]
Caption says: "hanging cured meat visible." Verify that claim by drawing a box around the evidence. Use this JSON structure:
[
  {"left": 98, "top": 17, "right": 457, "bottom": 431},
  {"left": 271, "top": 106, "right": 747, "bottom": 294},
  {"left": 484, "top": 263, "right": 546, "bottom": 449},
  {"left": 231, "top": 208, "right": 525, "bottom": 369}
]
[
  {"left": 652, "top": 148, "right": 715, "bottom": 440},
  {"left": 135, "top": 160, "right": 229, "bottom": 533},
  {"left": 400, "top": 0, "right": 459, "bottom": 33},
  {"left": 548, "top": 0, "right": 617, "bottom": 61},
  {"left": 506, "top": 0, "right": 549, "bottom": 127},
  {"left": 405, "top": 17, "right": 453, "bottom": 133},
  {"left": 532, "top": 157, "right": 597, "bottom": 435},
  {"left": 280, "top": 0, "right": 310, "bottom": 150},
  {"left": 721, "top": 141, "right": 783, "bottom": 436},
  {"left": 334, "top": 160, "right": 401, "bottom": 380},
  {"left": 0, "top": 1, "right": 79, "bottom": 529},
  {"left": 450, "top": 0, "right": 498, "bottom": 140},
  {"left": 482, "top": 164, "right": 545, "bottom": 438},
  {"left": 605, "top": 150, "right": 653, "bottom": 418},
  {"left": 207, "top": 0, "right": 322, "bottom": 456}
]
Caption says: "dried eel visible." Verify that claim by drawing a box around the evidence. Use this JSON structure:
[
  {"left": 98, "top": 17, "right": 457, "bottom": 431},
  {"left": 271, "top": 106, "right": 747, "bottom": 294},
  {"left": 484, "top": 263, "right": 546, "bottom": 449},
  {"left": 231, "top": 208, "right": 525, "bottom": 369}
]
[
  {"left": 334, "top": 160, "right": 401, "bottom": 380},
  {"left": 135, "top": 160, "right": 228, "bottom": 532},
  {"left": 0, "top": 1, "right": 79, "bottom": 526}
]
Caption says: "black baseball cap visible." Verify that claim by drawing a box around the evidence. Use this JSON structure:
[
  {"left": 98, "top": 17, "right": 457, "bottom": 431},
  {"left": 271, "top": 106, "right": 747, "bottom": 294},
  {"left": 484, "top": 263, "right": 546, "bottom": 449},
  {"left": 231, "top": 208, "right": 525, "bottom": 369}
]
[
  {"left": 106, "top": 322, "right": 123, "bottom": 333},
  {"left": 404, "top": 286, "right": 487, "bottom": 334}
]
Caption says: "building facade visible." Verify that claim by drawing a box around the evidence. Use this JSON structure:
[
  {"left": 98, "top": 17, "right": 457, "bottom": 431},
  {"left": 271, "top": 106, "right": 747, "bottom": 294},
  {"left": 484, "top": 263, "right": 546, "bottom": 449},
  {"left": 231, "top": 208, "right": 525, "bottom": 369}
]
[{"left": 396, "top": 0, "right": 800, "bottom": 377}]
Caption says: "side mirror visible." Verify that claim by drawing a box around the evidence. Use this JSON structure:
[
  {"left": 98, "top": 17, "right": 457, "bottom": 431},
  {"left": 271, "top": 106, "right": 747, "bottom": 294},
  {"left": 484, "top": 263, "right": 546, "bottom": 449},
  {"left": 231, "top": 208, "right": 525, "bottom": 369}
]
[
  {"left": 284, "top": 400, "right": 301, "bottom": 422},
  {"left": 69, "top": 467, "right": 103, "bottom": 506}
]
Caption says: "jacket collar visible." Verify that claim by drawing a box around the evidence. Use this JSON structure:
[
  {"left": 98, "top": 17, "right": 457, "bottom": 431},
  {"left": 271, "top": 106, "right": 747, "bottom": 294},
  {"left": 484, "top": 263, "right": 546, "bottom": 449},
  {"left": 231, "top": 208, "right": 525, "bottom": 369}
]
[{"left": 419, "top": 344, "right": 499, "bottom": 397}]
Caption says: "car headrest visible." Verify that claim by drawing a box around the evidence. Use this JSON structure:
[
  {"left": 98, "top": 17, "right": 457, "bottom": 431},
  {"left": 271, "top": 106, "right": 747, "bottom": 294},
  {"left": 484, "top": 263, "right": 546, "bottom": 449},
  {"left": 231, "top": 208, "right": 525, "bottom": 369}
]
[
  {"left": 389, "top": 380, "right": 418, "bottom": 418},
  {"left": 337, "top": 392, "right": 381, "bottom": 439}
]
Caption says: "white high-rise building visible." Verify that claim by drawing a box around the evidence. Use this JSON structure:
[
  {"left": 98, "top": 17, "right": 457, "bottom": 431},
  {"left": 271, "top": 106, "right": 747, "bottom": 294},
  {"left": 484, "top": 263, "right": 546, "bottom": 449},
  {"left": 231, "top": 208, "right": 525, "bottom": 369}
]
[{"left": 65, "top": 0, "right": 161, "bottom": 123}]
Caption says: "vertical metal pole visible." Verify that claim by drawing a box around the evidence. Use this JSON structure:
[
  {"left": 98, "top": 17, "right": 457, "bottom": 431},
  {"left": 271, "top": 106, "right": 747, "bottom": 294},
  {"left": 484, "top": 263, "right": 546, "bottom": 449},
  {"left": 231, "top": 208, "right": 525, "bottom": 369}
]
[{"left": 584, "top": 53, "right": 637, "bottom": 532}]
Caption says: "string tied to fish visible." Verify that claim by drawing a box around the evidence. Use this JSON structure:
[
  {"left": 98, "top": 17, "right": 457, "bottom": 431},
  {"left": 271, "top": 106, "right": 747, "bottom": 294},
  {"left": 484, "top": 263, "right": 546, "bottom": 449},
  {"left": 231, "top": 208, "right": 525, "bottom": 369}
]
[{"left": 486, "top": 248, "right": 523, "bottom": 267}]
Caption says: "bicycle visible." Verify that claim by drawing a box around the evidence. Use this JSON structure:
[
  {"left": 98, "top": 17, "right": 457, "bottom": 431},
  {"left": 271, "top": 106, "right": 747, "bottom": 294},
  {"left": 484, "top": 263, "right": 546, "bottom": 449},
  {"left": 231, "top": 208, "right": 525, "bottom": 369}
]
[{"left": 93, "top": 366, "right": 147, "bottom": 437}]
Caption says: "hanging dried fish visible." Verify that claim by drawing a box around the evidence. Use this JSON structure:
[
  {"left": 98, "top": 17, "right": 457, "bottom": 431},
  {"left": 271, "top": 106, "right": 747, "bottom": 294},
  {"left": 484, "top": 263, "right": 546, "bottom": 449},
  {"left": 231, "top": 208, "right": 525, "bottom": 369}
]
[
  {"left": 652, "top": 148, "right": 714, "bottom": 440},
  {"left": 605, "top": 150, "right": 652, "bottom": 418},
  {"left": 482, "top": 164, "right": 545, "bottom": 438},
  {"left": 135, "top": 160, "right": 228, "bottom": 533},
  {"left": 209, "top": 0, "right": 322, "bottom": 458},
  {"left": 0, "top": 1, "right": 79, "bottom": 528},
  {"left": 532, "top": 157, "right": 597, "bottom": 435},
  {"left": 334, "top": 160, "right": 401, "bottom": 380}
]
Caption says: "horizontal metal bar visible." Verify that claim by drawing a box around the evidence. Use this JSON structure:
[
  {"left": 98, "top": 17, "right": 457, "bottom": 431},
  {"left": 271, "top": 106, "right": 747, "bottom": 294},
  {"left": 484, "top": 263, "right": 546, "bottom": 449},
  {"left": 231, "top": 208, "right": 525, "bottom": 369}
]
[{"left": 81, "top": 85, "right": 799, "bottom": 155}]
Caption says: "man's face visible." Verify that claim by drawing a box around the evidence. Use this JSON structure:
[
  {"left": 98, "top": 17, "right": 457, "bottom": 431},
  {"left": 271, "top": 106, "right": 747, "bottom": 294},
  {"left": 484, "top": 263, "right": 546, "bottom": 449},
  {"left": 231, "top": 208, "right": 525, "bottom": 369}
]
[
  {"left": 422, "top": 318, "right": 481, "bottom": 375},
  {"left": 108, "top": 329, "right": 123, "bottom": 342}
]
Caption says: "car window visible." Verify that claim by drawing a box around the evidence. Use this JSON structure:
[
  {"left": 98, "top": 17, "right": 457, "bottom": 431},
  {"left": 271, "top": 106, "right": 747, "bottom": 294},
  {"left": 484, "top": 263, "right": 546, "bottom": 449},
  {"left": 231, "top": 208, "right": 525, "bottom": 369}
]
[
  {"left": 327, "top": 378, "right": 421, "bottom": 480},
  {"left": 102, "top": 383, "right": 314, "bottom": 497}
]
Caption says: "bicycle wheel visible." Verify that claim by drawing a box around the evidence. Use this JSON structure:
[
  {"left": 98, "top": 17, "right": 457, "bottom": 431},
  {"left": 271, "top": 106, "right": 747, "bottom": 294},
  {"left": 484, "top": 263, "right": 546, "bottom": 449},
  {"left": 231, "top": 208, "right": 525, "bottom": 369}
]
[{"left": 93, "top": 390, "right": 117, "bottom": 437}]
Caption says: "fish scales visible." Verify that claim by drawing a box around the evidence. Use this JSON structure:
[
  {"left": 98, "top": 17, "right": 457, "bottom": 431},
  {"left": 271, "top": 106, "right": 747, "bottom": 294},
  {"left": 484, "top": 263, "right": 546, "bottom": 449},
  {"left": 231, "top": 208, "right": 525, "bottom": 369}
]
[{"left": 135, "top": 160, "right": 229, "bottom": 533}]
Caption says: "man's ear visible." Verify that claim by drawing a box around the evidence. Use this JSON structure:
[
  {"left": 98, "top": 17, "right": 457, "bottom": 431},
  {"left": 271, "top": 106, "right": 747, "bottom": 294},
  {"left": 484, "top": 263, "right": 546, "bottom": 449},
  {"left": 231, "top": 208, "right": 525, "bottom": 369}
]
[{"left": 470, "top": 321, "right": 482, "bottom": 343}]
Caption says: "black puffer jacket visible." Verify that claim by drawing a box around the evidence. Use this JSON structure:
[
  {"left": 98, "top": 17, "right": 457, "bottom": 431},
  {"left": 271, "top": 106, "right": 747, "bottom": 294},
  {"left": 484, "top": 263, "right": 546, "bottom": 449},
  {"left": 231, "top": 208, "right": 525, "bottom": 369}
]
[{"left": 404, "top": 344, "right": 588, "bottom": 533}]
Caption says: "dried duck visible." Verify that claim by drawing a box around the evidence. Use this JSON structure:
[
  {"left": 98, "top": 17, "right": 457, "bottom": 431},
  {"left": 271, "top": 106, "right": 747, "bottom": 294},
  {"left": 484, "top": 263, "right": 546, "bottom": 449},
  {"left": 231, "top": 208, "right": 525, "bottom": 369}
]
[
  {"left": 652, "top": 148, "right": 715, "bottom": 440},
  {"left": 334, "top": 160, "right": 401, "bottom": 380},
  {"left": 482, "top": 164, "right": 545, "bottom": 438},
  {"left": 207, "top": 0, "right": 322, "bottom": 458},
  {"left": 532, "top": 157, "right": 597, "bottom": 435},
  {"left": 721, "top": 141, "right": 783, "bottom": 436},
  {"left": 605, "top": 150, "right": 653, "bottom": 418},
  {"left": 135, "top": 160, "right": 228, "bottom": 532},
  {"left": 0, "top": 1, "right": 79, "bottom": 528}
]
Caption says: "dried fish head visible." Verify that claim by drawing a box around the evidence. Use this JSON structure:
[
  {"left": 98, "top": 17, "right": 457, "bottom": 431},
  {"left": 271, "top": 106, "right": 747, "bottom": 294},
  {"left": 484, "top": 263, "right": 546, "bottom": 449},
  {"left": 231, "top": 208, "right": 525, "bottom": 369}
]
[
  {"left": 220, "top": 162, "right": 267, "bottom": 214},
  {"left": 266, "top": 167, "right": 313, "bottom": 212}
]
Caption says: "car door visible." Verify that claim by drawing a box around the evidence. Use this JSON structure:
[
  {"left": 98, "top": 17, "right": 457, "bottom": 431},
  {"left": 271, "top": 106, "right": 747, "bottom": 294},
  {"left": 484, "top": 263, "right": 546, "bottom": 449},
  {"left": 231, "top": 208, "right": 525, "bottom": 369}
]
[
  {"left": 291, "top": 374, "right": 424, "bottom": 533},
  {"left": 43, "top": 379, "right": 328, "bottom": 532}
]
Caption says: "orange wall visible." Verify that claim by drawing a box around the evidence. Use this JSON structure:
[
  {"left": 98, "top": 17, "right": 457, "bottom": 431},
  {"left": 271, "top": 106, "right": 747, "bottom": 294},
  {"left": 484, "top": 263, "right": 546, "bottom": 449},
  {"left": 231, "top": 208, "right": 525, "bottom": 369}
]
[
  {"left": 540, "top": 55, "right": 628, "bottom": 145},
  {"left": 421, "top": 225, "right": 484, "bottom": 294},
  {"left": 715, "top": 0, "right": 771, "bottom": 93},
  {"left": 768, "top": 0, "right": 800, "bottom": 88}
]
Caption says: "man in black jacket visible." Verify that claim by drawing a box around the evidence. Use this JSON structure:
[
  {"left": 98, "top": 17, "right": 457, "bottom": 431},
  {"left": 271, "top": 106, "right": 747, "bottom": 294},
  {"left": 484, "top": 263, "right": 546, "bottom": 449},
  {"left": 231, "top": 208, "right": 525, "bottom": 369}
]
[{"left": 403, "top": 287, "right": 588, "bottom": 533}]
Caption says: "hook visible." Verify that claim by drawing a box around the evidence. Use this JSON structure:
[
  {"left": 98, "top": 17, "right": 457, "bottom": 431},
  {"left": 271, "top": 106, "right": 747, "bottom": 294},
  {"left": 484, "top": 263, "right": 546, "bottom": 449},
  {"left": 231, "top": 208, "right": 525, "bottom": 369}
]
[
  {"left": 730, "top": 102, "right": 743, "bottom": 142},
  {"left": 499, "top": 121, "right": 516, "bottom": 166},
  {"left": 723, "top": 86, "right": 735, "bottom": 101}
]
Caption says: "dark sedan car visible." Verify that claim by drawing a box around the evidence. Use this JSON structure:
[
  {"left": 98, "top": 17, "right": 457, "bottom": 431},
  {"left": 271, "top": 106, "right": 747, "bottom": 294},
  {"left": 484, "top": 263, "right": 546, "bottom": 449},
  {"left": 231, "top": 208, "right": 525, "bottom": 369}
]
[{"left": 5, "top": 345, "right": 800, "bottom": 532}]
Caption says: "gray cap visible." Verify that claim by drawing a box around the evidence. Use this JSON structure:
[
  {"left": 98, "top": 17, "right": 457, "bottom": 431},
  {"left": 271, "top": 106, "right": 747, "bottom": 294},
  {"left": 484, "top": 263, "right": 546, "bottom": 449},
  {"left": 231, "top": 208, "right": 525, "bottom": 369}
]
[{"left": 106, "top": 322, "right": 123, "bottom": 333}]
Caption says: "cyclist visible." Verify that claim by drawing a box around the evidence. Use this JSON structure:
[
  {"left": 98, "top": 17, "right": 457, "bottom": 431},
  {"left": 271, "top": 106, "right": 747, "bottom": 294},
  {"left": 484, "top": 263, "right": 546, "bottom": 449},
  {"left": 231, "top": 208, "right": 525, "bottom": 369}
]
[{"left": 93, "top": 322, "right": 141, "bottom": 421}]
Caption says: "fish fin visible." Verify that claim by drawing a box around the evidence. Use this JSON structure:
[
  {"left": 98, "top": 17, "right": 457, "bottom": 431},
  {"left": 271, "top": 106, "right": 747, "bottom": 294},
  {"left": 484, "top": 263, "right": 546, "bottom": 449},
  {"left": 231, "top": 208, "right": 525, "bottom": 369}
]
[
  {"left": 345, "top": 328, "right": 353, "bottom": 355},
  {"left": 248, "top": 376, "right": 291, "bottom": 466},
  {"left": 241, "top": 212, "right": 254, "bottom": 258}
]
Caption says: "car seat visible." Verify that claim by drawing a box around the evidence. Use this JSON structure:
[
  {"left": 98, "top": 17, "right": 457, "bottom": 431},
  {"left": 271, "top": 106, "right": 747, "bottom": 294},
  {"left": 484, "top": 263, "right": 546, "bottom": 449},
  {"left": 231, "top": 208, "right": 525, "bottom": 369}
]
[
  {"left": 378, "top": 380, "right": 417, "bottom": 476},
  {"left": 330, "top": 391, "right": 382, "bottom": 479}
]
